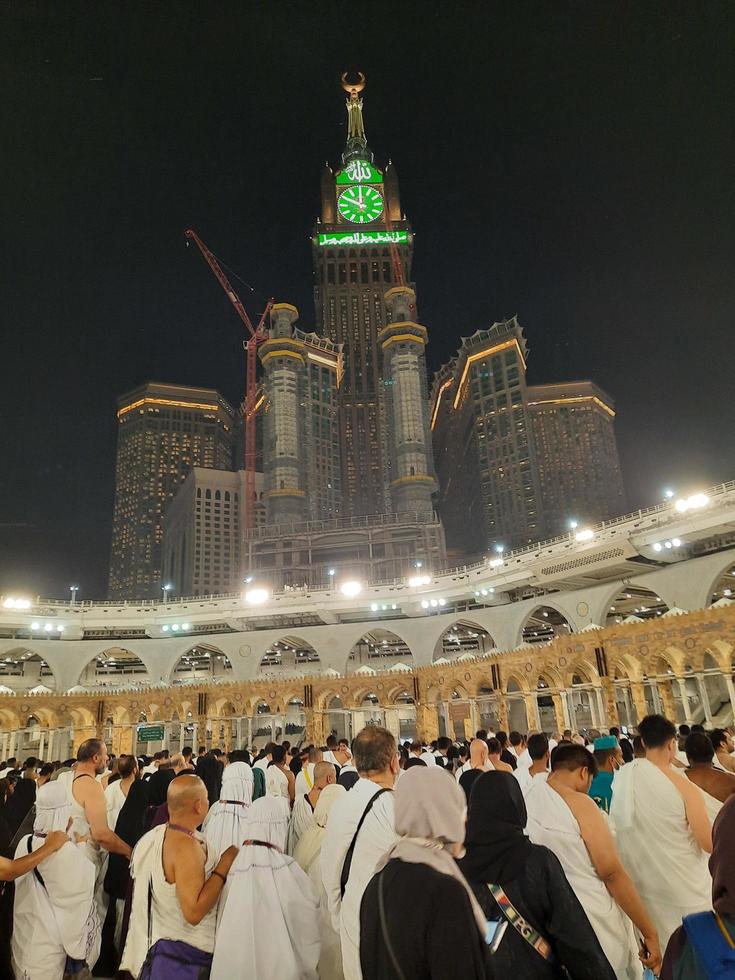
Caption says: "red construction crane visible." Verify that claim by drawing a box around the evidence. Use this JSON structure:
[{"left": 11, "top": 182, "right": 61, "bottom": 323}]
[{"left": 184, "top": 229, "right": 273, "bottom": 528}]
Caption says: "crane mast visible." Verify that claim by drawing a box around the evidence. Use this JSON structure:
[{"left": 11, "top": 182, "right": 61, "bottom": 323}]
[{"left": 184, "top": 228, "right": 273, "bottom": 529}]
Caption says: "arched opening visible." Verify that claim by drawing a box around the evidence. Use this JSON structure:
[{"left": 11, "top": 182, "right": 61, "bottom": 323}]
[
  {"left": 347, "top": 630, "right": 414, "bottom": 673},
  {"left": 252, "top": 699, "right": 277, "bottom": 749},
  {"left": 0, "top": 649, "right": 55, "bottom": 692},
  {"left": 20, "top": 714, "right": 42, "bottom": 754},
  {"left": 505, "top": 678, "right": 528, "bottom": 732},
  {"left": 77, "top": 648, "right": 150, "bottom": 689},
  {"left": 536, "top": 674, "right": 557, "bottom": 731},
  {"left": 708, "top": 561, "right": 735, "bottom": 605},
  {"left": 476, "top": 684, "right": 500, "bottom": 733},
  {"left": 325, "top": 695, "right": 350, "bottom": 742},
  {"left": 259, "top": 636, "right": 320, "bottom": 677},
  {"left": 521, "top": 606, "right": 573, "bottom": 645},
  {"left": 605, "top": 586, "right": 669, "bottom": 625},
  {"left": 285, "top": 697, "right": 306, "bottom": 741},
  {"left": 359, "top": 692, "right": 385, "bottom": 729},
  {"left": 172, "top": 645, "right": 232, "bottom": 684},
  {"left": 435, "top": 621, "right": 494, "bottom": 662},
  {"left": 569, "top": 669, "right": 597, "bottom": 729},
  {"left": 703, "top": 651, "right": 730, "bottom": 723}
]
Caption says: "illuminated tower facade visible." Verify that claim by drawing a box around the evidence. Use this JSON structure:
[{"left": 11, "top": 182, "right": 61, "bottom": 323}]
[
  {"left": 313, "top": 73, "right": 413, "bottom": 517},
  {"left": 109, "top": 382, "right": 235, "bottom": 600},
  {"left": 381, "top": 285, "right": 437, "bottom": 515}
]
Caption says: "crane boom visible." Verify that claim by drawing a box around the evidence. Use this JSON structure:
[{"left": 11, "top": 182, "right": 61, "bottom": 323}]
[{"left": 185, "top": 229, "right": 273, "bottom": 530}]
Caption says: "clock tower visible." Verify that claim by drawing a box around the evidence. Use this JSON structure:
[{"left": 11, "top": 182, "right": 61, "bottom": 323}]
[{"left": 313, "top": 73, "right": 413, "bottom": 517}]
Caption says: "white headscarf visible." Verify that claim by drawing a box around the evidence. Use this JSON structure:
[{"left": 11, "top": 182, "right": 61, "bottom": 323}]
[
  {"left": 202, "top": 763, "right": 256, "bottom": 862},
  {"left": 293, "top": 784, "right": 345, "bottom": 874},
  {"left": 34, "top": 782, "right": 72, "bottom": 833},
  {"left": 220, "top": 762, "right": 254, "bottom": 805},
  {"left": 374, "top": 766, "right": 487, "bottom": 933},
  {"left": 211, "top": 796, "right": 319, "bottom": 980}
]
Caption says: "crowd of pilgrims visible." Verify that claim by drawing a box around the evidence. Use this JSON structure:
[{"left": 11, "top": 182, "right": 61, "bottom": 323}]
[{"left": 0, "top": 718, "right": 733, "bottom": 979}]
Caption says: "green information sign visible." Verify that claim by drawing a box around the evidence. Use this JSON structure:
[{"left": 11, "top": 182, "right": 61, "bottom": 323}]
[
  {"left": 317, "top": 230, "right": 409, "bottom": 247},
  {"left": 335, "top": 160, "right": 383, "bottom": 185},
  {"left": 137, "top": 724, "right": 164, "bottom": 743}
]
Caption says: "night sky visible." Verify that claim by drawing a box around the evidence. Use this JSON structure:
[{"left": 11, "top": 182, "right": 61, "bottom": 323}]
[{"left": 2, "top": 3, "right": 734, "bottom": 600}]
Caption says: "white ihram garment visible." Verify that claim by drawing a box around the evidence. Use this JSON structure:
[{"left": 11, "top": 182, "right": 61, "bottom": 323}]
[
  {"left": 105, "top": 779, "right": 127, "bottom": 831},
  {"left": 287, "top": 794, "right": 316, "bottom": 855},
  {"left": 266, "top": 764, "right": 290, "bottom": 799},
  {"left": 120, "top": 823, "right": 218, "bottom": 978},
  {"left": 610, "top": 759, "right": 711, "bottom": 950},
  {"left": 212, "top": 796, "right": 319, "bottom": 980},
  {"left": 320, "top": 778, "right": 397, "bottom": 980},
  {"left": 295, "top": 763, "right": 316, "bottom": 796},
  {"left": 203, "top": 762, "right": 254, "bottom": 862},
  {"left": 526, "top": 778, "right": 641, "bottom": 980},
  {"left": 294, "top": 785, "right": 346, "bottom": 980},
  {"left": 12, "top": 783, "right": 101, "bottom": 980}
]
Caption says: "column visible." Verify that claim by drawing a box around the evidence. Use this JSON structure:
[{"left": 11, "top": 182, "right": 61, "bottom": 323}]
[
  {"left": 725, "top": 676, "right": 735, "bottom": 720},
  {"left": 600, "top": 678, "right": 619, "bottom": 726},
  {"left": 8, "top": 730, "right": 16, "bottom": 759},
  {"left": 676, "top": 677, "right": 693, "bottom": 723},
  {"left": 593, "top": 687, "right": 608, "bottom": 728},
  {"left": 629, "top": 682, "right": 648, "bottom": 725},
  {"left": 696, "top": 674, "right": 713, "bottom": 726},
  {"left": 247, "top": 716, "right": 253, "bottom": 749},
  {"left": 383, "top": 708, "right": 400, "bottom": 741},
  {"left": 658, "top": 678, "right": 677, "bottom": 720},
  {"left": 37, "top": 730, "right": 45, "bottom": 761},
  {"left": 415, "top": 703, "right": 439, "bottom": 743},
  {"left": 497, "top": 697, "right": 509, "bottom": 733}
]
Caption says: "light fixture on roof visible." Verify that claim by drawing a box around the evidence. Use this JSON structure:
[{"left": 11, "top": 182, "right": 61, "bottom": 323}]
[
  {"left": 653, "top": 542, "right": 663, "bottom": 552},
  {"left": 675, "top": 492, "right": 709, "bottom": 513},
  {"left": 575, "top": 528, "right": 594, "bottom": 542},
  {"left": 408, "top": 574, "right": 431, "bottom": 587},
  {"left": 569, "top": 519, "right": 579, "bottom": 530},
  {"left": 245, "top": 587, "right": 269, "bottom": 605},
  {"left": 44, "top": 623, "right": 53, "bottom": 632},
  {"left": 672, "top": 538, "right": 681, "bottom": 547},
  {"left": 339, "top": 580, "right": 362, "bottom": 598},
  {"left": 421, "top": 600, "right": 429, "bottom": 609},
  {"left": 161, "top": 625, "right": 170, "bottom": 632},
  {"left": 3, "top": 597, "right": 31, "bottom": 610},
  {"left": 664, "top": 488, "right": 675, "bottom": 499},
  {"left": 493, "top": 544, "right": 505, "bottom": 554},
  {"left": 30, "top": 623, "right": 39, "bottom": 631},
  {"left": 489, "top": 558, "right": 503, "bottom": 569}
]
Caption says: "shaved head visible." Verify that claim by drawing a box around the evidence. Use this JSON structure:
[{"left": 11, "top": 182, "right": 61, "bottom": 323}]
[
  {"left": 470, "top": 738, "right": 488, "bottom": 768},
  {"left": 167, "top": 774, "right": 208, "bottom": 815},
  {"left": 314, "top": 761, "right": 336, "bottom": 787}
]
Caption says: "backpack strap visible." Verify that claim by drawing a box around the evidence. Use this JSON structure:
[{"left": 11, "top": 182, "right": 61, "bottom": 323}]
[
  {"left": 340, "top": 787, "right": 391, "bottom": 898},
  {"left": 489, "top": 884, "right": 553, "bottom": 961},
  {"left": 683, "top": 911, "right": 735, "bottom": 976}
]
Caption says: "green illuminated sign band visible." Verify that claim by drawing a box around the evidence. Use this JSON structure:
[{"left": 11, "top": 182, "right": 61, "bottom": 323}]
[
  {"left": 318, "top": 230, "right": 409, "bottom": 247},
  {"left": 335, "top": 160, "right": 383, "bottom": 185}
]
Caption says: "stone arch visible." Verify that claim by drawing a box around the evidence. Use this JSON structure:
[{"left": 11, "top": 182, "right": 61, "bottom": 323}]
[
  {"left": 0, "top": 647, "right": 58, "bottom": 692},
  {"left": 169, "top": 644, "right": 232, "bottom": 684},
  {"left": 68, "top": 705, "right": 96, "bottom": 728},
  {"left": 346, "top": 629, "right": 414, "bottom": 674},
  {"left": 519, "top": 605, "right": 574, "bottom": 646},
  {"left": 504, "top": 673, "right": 530, "bottom": 694},
  {"left": 604, "top": 586, "right": 669, "bottom": 626},
  {"left": 259, "top": 636, "right": 320, "bottom": 677},
  {"left": 75, "top": 647, "right": 151, "bottom": 690},
  {"left": 705, "top": 559, "right": 735, "bottom": 606},
  {"left": 433, "top": 620, "right": 495, "bottom": 662},
  {"left": 0, "top": 706, "right": 21, "bottom": 730}
]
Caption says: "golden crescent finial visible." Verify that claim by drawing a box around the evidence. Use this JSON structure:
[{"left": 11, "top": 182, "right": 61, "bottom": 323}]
[{"left": 341, "top": 71, "right": 366, "bottom": 97}]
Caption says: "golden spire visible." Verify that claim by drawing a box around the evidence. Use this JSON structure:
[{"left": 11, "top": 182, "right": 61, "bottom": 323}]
[{"left": 340, "top": 72, "right": 370, "bottom": 161}]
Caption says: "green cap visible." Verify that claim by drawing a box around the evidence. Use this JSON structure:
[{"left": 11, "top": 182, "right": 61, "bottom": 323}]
[{"left": 594, "top": 735, "right": 618, "bottom": 750}]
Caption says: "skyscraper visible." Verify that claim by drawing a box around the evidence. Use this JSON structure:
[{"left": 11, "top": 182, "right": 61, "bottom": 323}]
[
  {"left": 109, "top": 382, "right": 235, "bottom": 600},
  {"left": 528, "top": 381, "right": 625, "bottom": 534},
  {"left": 313, "top": 73, "right": 413, "bottom": 516},
  {"left": 431, "top": 319, "right": 625, "bottom": 556}
]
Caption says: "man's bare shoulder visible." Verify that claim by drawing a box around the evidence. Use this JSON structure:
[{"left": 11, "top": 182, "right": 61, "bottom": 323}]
[{"left": 72, "top": 774, "right": 103, "bottom": 801}]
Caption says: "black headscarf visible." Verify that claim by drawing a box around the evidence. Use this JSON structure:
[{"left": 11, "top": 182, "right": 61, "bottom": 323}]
[
  {"left": 196, "top": 756, "right": 222, "bottom": 806},
  {"left": 145, "top": 768, "right": 175, "bottom": 808},
  {"left": 1, "top": 779, "right": 36, "bottom": 844},
  {"left": 459, "top": 771, "right": 534, "bottom": 884},
  {"left": 104, "top": 778, "right": 148, "bottom": 900},
  {"left": 711, "top": 793, "right": 735, "bottom": 919}
]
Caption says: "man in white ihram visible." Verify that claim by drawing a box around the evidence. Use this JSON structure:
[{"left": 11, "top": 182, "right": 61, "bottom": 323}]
[
  {"left": 611, "top": 713, "right": 712, "bottom": 951},
  {"left": 321, "top": 726, "right": 398, "bottom": 980}
]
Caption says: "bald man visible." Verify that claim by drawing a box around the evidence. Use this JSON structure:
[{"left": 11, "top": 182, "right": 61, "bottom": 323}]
[
  {"left": 458, "top": 738, "right": 493, "bottom": 801},
  {"left": 120, "top": 775, "right": 239, "bottom": 978},
  {"left": 287, "top": 760, "right": 337, "bottom": 855}
]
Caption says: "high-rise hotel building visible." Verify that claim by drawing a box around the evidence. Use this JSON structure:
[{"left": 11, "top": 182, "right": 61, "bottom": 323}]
[
  {"left": 313, "top": 74, "right": 416, "bottom": 517},
  {"left": 431, "top": 319, "right": 624, "bottom": 556},
  {"left": 109, "top": 383, "right": 235, "bottom": 600}
]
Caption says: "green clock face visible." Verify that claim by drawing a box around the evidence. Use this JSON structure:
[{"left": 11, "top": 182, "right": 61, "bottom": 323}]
[{"left": 338, "top": 184, "right": 384, "bottom": 224}]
